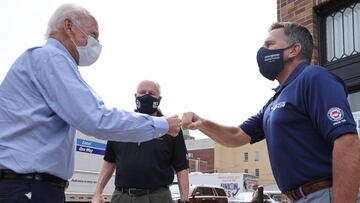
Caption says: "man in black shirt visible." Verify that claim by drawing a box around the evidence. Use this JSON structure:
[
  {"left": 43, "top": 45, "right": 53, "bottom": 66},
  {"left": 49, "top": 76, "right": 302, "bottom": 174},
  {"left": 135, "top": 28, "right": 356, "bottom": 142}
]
[{"left": 92, "top": 80, "right": 189, "bottom": 203}]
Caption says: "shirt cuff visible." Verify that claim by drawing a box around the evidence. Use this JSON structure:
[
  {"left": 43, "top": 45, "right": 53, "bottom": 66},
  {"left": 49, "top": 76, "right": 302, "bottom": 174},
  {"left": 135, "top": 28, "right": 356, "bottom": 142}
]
[
  {"left": 152, "top": 116, "right": 169, "bottom": 138},
  {"left": 327, "top": 124, "right": 357, "bottom": 144}
]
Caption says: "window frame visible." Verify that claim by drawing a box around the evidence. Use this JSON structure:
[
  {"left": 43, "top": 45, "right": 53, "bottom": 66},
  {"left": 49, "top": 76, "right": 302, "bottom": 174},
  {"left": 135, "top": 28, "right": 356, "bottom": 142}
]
[
  {"left": 254, "top": 151, "right": 260, "bottom": 161},
  {"left": 244, "top": 152, "right": 248, "bottom": 162},
  {"left": 255, "top": 168, "right": 260, "bottom": 177},
  {"left": 316, "top": 0, "right": 360, "bottom": 90}
]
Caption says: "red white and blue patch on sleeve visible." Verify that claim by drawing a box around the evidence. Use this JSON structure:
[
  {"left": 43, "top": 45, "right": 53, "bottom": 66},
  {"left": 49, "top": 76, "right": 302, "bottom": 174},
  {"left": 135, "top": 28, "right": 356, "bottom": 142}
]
[{"left": 327, "top": 107, "right": 346, "bottom": 125}]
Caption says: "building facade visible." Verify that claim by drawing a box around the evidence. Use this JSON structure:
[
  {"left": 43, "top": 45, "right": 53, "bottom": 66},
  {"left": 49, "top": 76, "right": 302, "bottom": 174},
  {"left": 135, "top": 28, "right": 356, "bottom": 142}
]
[
  {"left": 278, "top": 0, "right": 360, "bottom": 126},
  {"left": 214, "top": 141, "right": 275, "bottom": 186},
  {"left": 185, "top": 138, "right": 215, "bottom": 173},
  {"left": 214, "top": 0, "right": 360, "bottom": 190}
]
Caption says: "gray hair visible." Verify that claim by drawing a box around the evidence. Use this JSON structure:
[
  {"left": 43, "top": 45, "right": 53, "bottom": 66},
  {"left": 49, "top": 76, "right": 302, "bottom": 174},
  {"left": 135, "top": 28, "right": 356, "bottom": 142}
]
[
  {"left": 270, "top": 22, "right": 313, "bottom": 62},
  {"left": 137, "top": 80, "right": 161, "bottom": 95},
  {"left": 45, "top": 4, "right": 91, "bottom": 38}
]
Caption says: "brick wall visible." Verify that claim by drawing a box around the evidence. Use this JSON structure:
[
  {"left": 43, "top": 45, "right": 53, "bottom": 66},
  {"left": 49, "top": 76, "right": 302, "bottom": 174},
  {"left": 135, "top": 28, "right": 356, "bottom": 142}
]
[
  {"left": 188, "top": 148, "right": 214, "bottom": 173},
  {"left": 277, "top": 0, "right": 330, "bottom": 64}
]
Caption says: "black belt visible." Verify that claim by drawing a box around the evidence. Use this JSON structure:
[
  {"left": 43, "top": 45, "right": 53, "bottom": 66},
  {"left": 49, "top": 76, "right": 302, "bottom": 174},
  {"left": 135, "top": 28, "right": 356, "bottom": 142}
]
[
  {"left": 116, "top": 186, "right": 167, "bottom": 196},
  {"left": 0, "top": 169, "right": 68, "bottom": 189}
]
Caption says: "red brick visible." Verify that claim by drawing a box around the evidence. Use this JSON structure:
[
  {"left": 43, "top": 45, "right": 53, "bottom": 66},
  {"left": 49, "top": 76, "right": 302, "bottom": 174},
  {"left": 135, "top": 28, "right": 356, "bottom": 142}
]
[{"left": 188, "top": 148, "right": 214, "bottom": 173}]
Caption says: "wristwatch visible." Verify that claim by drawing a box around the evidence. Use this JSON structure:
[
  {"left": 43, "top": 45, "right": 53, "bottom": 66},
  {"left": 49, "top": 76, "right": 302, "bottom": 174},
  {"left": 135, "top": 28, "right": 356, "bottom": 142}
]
[{"left": 177, "top": 200, "right": 189, "bottom": 203}]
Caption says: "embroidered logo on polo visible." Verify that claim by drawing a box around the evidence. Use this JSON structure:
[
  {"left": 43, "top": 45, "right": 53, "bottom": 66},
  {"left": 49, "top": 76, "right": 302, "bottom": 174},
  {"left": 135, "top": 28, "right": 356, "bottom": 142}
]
[
  {"left": 327, "top": 107, "right": 344, "bottom": 121},
  {"left": 270, "top": 101, "right": 286, "bottom": 111},
  {"left": 327, "top": 107, "right": 346, "bottom": 125}
]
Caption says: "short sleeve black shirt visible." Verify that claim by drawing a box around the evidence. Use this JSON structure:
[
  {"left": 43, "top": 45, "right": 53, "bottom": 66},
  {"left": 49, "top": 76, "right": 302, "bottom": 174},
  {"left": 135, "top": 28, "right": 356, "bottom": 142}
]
[{"left": 104, "top": 130, "right": 189, "bottom": 189}]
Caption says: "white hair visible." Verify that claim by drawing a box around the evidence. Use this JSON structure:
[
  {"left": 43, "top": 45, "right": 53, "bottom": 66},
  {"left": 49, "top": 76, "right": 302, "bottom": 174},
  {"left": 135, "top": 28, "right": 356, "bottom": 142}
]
[
  {"left": 137, "top": 80, "right": 161, "bottom": 95},
  {"left": 45, "top": 4, "right": 90, "bottom": 38}
]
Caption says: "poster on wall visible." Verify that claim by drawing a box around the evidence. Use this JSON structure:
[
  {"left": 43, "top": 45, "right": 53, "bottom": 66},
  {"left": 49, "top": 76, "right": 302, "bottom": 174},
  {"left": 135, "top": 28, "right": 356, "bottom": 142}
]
[{"left": 352, "top": 111, "right": 360, "bottom": 137}]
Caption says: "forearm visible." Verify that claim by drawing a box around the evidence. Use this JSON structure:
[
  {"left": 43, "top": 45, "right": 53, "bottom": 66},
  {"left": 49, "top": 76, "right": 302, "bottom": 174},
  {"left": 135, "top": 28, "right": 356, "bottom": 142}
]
[
  {"left": 94, "top": 161, "right": 116, "bottom": 195},
  {"left": 176, "top": 169, "right": 190, "bottom": 201},
  {"left": 332, "top": 134, "right": 360, "bottom": 203},
  {"left": 80, "top": 112, "right": 168, "bottom": 143},
  {"left": 198, "top": 119, "right": 251, "bottom": 147}
]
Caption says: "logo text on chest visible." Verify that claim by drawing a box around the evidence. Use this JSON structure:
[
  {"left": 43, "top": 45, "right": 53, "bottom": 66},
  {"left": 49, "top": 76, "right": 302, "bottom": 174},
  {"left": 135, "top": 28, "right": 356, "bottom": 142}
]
[{"left": 270, "top": 101, "right": 286, "bottom": 111}]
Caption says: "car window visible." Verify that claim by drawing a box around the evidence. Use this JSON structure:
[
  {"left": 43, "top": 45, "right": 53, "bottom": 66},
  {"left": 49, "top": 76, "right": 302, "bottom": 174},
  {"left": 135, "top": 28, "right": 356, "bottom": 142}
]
[
  {"left": 195, "top": 187, "right": 215, "bottom": 196},
  {"left": 214, "top": 188, "right": 226, "bottom": 197}
]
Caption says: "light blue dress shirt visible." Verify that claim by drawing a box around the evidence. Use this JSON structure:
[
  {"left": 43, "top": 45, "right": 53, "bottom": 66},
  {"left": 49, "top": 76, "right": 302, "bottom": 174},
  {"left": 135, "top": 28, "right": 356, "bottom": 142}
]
[{"left": 0, "top": 38, "right": 168, "bottom": 180}]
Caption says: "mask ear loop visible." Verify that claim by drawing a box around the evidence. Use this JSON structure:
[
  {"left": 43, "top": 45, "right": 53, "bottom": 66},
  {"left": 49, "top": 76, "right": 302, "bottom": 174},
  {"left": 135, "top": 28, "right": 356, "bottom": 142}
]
[
  {"left": 70, "top": 22, "right": 90, "bottom": 47},
  {"left": 284, "top": 43, "right": 296, "bottom": 50}
]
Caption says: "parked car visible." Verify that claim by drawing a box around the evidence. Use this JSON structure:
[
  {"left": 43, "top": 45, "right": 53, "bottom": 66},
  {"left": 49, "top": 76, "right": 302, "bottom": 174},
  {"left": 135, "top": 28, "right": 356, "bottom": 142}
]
[
  {"left": 264, "top": 191, "right": 281, "bottom": 203},
  {"left": 229, "top": 191, "right": 281, "bottom": 203},
  {"left": 171, "top": 184, "right": 228, "bottom": 203},
  {"left": 228, "top": 192, "right": 254, "bottom": 203}
]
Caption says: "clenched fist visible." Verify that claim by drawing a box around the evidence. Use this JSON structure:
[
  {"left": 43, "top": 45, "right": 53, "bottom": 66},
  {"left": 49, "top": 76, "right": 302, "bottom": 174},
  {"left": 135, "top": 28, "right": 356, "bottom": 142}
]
[
  {"left": 165, "top": 115, "right": 182, "bottom": 136},
  {"left": 181, "top": 112, "right": 204, "bottom": 130}
]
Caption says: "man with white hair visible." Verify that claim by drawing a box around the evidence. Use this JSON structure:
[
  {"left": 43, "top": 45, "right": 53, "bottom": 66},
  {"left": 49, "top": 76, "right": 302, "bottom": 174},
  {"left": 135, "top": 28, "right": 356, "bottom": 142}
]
[{"left": 0, "top": 4, "right": 181, "bottom": 203}]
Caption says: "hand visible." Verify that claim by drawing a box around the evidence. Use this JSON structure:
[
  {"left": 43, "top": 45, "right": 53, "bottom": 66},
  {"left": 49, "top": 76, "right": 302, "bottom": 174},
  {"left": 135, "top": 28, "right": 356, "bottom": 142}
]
[
  {"left": 181, "top": 112, "right": 203, "bottom": 130},
  {"left": 165, "top": 115, "right": 181, "bottom": 136},
  {"left": 91, "top": 193, "right": 105, "bottom": 203}
]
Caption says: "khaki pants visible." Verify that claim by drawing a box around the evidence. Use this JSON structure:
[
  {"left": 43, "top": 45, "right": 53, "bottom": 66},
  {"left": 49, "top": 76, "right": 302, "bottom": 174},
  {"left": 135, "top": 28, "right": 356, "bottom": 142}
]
[{"left": 110, "top": 187, "right": 172, "bottom": 203}]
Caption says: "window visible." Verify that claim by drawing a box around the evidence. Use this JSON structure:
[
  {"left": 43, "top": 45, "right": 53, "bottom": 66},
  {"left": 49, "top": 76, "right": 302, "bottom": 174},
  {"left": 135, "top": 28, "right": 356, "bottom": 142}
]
[
  {"left": 214, "top": 188, "right": 227, "bottom": 197},
  {"left": 244, "top": 152, "right": 248, "bottom": 162},
  {"left": 255, "top": 169, "right": 260, "bottom": 177},
  {"left": 324, "top": 3, "right": 360, "bottom": 63},
  {"left": 317, "top": 0, "right": 360, "bottom": 88},
  {"left": 254, "top": 151, "right": 260, "bottom": 161},
  {"left": 244, "top": 169, "right": 248, "bottom": 173},
  {"left": 196, "top": 187, "right": 214, "bottom": 196}
]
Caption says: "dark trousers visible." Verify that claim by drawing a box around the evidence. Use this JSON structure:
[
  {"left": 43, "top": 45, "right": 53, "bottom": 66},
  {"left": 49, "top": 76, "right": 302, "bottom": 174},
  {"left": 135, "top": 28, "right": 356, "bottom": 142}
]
[
  {"left": 111, "top": 187, "right": 172, "bottom": 203},
  {"left": 0, "top": 179, "right": 65, "bottom": 203}
]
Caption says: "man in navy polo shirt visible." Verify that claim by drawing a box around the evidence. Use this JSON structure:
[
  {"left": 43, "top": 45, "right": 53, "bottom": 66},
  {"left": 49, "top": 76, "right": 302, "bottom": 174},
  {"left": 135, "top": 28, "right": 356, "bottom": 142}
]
[{"left": 182, "top": 22, "right": 360, "bottom": 203}]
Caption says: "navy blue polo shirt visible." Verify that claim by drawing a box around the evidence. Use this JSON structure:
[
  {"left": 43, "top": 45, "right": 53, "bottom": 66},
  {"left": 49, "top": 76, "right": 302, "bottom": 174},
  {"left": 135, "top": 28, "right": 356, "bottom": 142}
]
[{"left": 240, "top": 62, "right": 357, "bottom": 192}]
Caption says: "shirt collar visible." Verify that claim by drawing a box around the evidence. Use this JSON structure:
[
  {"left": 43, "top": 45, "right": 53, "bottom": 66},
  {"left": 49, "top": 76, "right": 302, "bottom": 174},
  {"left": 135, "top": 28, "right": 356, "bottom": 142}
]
[
  {"left": 46, "top": 38, "right": 77, "bottom": 65},
  {"left": 273, "top": 62, "right": 309, "bottom": 93}
]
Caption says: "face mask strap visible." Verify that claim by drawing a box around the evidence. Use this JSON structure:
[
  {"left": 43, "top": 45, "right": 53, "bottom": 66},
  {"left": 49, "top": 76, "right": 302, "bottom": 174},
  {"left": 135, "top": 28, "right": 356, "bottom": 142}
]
[
  {"left": 284, "top": 43, "right": 296, "bottom": 51},
  {"left": 71, "top": 22, "right": 89, "bottom": 39}
]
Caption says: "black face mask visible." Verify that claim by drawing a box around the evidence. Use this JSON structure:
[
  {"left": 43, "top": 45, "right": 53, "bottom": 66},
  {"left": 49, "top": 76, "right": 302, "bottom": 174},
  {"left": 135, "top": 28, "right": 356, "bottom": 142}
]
[
  {"left": 256, "top": 44, "right": 294, "bottom": 81},
  {"left": 135, "top": 94, "right": 160, "bottom": 115}
]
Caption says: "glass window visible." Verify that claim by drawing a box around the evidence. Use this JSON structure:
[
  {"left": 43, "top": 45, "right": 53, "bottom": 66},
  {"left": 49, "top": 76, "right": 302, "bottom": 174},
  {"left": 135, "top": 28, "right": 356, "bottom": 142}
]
[
  {"left": 325, "top": 2, "right": 360, "bottom": 62},
  {"left": 326, "top": 16, "right": 334, "bottom": 62},
  {"left": 355, "top": 4, "right": 360, "bottom": 52},
  {"left": 244, "top": 169, "right": 248, "bottom": 173},
  {"left": 344, "top": 8, "right": 354, "bottom": 56},
  {"left": 333, "top": 11, "right": 343, "bottom": 59},
  {"left": 214, "top": 188, "right": 226, "bottom": 197},
  {"left": 196, "top": 187, "right": 214, "bottom": 196},
  {"left": 244, "top": 152, "right": 248, "bottom": 162},
  {"left": 254, "top": 151, "right": 260, "bottom": 161},
  {"left": 255, "top": 169, "right": 260, "bottom": 177}
]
